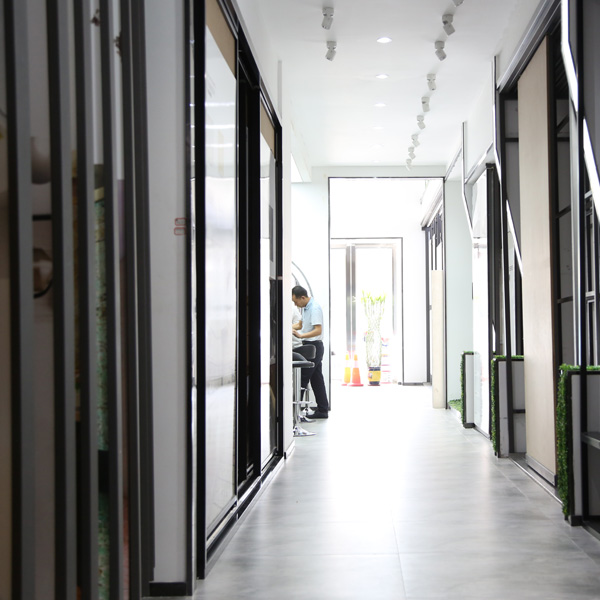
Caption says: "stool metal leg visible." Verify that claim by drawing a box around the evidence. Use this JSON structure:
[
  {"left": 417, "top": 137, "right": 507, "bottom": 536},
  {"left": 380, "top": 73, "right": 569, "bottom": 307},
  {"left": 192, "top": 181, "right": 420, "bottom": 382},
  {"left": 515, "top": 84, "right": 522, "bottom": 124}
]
[{"left": 293, "top": 366, "right": 315, "bottom": 437}]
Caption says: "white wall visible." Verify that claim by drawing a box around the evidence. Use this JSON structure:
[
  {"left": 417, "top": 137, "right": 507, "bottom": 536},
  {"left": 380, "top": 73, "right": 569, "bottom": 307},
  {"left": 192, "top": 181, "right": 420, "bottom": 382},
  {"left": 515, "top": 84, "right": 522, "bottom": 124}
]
[
  {"left": 465, "top": 77, "right": 494, "bottom": 175},
  {"left": 444, "top": 180, "right": 474, "bottom": 402},
  {"left": 280, "top": 66, "right": 295, "bottom": 455},
  {"left": 145, "top": 0, "right": 187, "bottom": 582},
  {"left": 291, "top": 172, "right": 331, "bottom": 394},
  {"left": 496, "top": 0, "right": 548, "bottom": 83}
]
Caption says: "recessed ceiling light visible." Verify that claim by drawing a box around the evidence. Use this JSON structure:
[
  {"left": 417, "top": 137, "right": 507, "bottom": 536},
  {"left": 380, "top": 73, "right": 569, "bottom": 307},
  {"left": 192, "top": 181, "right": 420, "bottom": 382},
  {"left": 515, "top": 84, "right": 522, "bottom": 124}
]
[
  {"left": 374, "top": 102, "right": 386, "bottom": 108},
  {"left": 377, "top": 37, "right": 392, "bottom": 44},
  {"left": 376, "top": 73, "right": 389, "bottom": 79}
]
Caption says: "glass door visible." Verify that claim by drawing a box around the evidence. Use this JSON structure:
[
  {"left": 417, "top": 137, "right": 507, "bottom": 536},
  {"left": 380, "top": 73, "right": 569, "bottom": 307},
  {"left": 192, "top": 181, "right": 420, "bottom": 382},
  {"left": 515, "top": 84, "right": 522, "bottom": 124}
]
[
  {"left": 330, "top": 240, "right": 401, "bottom": 383},
  {"left": 204, "top": 0, "right": 237, "bottom": 534},
  {"left": 259, "top": 105, "right": 278, "bottom": 467}
]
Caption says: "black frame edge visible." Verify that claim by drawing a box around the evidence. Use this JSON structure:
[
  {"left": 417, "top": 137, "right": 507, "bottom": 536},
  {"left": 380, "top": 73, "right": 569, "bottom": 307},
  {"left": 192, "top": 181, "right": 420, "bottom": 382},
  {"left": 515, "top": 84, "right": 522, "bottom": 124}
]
[
  {"left": 47, "top": 0, "right": 77, "bottom": 597},
  {"left": 6, "top": 0, "right": 36, "bottom": 597}
]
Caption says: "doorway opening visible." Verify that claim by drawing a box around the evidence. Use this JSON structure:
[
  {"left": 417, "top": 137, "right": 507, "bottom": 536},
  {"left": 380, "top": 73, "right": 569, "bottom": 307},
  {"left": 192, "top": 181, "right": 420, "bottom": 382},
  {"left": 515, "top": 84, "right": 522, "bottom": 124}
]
[{"left": 329, "top": 177, "right": 442, "bottom": 389}]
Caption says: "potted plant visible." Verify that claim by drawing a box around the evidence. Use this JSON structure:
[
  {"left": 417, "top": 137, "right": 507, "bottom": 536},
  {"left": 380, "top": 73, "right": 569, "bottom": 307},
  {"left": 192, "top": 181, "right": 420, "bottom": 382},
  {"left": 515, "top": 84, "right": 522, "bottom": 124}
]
[{"left": 360, "top": 291, "right": 386, "bottom": 385}]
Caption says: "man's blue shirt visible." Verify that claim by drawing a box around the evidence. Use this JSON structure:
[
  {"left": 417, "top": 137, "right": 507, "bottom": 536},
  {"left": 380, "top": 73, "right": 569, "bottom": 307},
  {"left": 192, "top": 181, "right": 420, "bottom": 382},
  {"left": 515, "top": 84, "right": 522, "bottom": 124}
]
[{"left": 301, "top": 297, "right": 323, "bottom": 341}]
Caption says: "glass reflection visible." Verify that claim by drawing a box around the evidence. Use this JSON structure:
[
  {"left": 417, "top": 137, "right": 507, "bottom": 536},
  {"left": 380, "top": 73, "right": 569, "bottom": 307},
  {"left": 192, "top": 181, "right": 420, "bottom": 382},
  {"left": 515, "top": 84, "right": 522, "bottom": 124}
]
[
  {"left": 471, "top": 173, "right": 490, "bottom": 433},
  {"left": 259, "top": 132, "right": 276, "bottom": 465},
  {"left": 205, "top": 23, "right": 237, "bottom": 530}
]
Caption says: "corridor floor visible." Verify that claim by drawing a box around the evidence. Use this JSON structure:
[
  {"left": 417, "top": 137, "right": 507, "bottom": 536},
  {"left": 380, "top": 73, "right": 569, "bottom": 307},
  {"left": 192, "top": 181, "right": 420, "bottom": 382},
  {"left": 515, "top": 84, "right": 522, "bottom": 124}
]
[{"left": 192, "top": 384, "right": 600, "bottom": 599}]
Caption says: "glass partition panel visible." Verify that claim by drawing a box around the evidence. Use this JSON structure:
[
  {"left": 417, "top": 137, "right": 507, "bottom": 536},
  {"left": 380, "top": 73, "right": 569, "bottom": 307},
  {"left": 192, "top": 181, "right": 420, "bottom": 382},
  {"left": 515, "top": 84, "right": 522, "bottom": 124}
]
[
  {"left": 259, "top": 124, "right": 277, "bottom": 466},
  {"left": 507, "top": 229, "right": 517, "bottom": 354},
  {"left": 329, "top": 247, "right": 347, "bottom": 379},
  {"left": 204, "top": 10, "right": 237, "bottom": 532},
  {"left": 471, "top": 172, "right": 490, "bottom": 433}
]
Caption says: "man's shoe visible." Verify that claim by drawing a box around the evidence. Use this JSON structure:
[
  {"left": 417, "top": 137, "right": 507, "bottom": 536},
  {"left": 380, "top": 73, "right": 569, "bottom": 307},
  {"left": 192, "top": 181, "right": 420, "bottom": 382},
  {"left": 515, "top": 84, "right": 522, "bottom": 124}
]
[{"left": 307, "top": 410, "right": 328, "bottom": 419}]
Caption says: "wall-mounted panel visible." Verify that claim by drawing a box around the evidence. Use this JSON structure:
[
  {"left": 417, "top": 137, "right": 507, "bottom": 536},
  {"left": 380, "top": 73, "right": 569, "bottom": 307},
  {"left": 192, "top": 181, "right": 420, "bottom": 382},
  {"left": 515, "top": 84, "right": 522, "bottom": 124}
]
[
  {"left": 518, "top": 37, "right": 556, "bottom": 478},
  {"left": 0, "top": 0, "right": 12, "bottom": 592},
  {"left": 145, "top": 0, "right": 187, "bottom": 582}
]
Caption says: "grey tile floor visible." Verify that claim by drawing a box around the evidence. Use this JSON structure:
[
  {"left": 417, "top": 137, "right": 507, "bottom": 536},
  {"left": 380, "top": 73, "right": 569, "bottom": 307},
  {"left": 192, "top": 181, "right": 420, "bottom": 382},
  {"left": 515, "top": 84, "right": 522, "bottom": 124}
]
[{"left": 192, "top": 384, "right": 600, "bottom": 599}]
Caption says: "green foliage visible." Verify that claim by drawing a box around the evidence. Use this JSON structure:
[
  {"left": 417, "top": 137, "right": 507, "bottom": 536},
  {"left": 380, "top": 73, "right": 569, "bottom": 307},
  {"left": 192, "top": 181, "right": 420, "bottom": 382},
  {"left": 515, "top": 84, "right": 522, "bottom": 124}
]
[
  {"left": 491, "top": 357, "right": 499, "bottom": 455},
  {"left": 449, "top": 399, "right": 462, "bottom": 416},
  {"left": 556, "top": 365, "right": 600, "bottom": 517},
  {"left": 460, "top": 351, "right": 474, "bottom": 426},
  {"left": 490, "top": 355, "right": 524, "bottom": 456},
  {"left": 556, "top": 364, "right": 600, "bottom": 517},
  {"left": 361, "top": 291, "right": 386, "bottom": 367},
  {"left": 556, "top": 365, "right": 575, "bottom": 517}
]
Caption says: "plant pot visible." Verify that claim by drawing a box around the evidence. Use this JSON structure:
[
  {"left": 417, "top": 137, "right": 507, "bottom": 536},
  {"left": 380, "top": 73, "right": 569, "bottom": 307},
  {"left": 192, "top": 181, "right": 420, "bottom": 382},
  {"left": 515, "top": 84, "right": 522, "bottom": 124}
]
[{"left": 368, "top": 366, "right": 381, "bottom": 386}]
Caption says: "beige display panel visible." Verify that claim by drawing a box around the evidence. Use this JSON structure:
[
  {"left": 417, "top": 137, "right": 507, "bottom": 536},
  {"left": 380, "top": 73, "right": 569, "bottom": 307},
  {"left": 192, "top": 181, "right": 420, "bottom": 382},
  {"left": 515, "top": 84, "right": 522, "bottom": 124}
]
[{"left": 518, "top": 37, "right": 557, "bottom": 478}]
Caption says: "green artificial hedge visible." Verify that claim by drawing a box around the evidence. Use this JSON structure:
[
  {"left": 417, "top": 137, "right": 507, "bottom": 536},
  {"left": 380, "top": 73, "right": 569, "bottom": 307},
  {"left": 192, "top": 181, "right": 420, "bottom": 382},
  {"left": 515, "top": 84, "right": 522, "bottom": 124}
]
[
  {"left": 490, "top": 355, "right": 524, "bottom": 456},
  {"left": 449, "top": 399, "right": 463, "bottom": 416},
  {"left": 460, "top": 351, "right": 474, "bottom": 427},
  {"left": 556, "top": 364, "right": 600, "bottom": 517}
]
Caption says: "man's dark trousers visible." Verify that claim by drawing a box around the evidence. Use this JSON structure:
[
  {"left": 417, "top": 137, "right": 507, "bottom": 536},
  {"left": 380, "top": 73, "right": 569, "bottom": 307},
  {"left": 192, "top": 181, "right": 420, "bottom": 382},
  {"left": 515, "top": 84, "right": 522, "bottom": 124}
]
[{"left": 299, "top": 340, "right": 328, "bottom": 414}]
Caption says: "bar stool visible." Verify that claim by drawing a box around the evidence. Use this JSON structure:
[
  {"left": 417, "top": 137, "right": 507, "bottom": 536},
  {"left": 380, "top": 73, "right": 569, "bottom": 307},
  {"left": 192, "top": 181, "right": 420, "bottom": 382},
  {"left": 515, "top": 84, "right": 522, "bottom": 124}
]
[
  {"left": 292, "top": 352, "right": 315, "bottom": 437},
  {"left": 293, "top": 344, "right": 317, "bottom": 420}
]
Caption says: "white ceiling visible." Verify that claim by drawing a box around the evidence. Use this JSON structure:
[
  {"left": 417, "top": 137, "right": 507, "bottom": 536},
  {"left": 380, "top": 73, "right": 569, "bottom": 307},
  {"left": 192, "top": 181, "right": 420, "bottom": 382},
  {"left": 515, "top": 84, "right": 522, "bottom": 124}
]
[{"left": 237, "top": 0, "right": 542, "bottom": 173}]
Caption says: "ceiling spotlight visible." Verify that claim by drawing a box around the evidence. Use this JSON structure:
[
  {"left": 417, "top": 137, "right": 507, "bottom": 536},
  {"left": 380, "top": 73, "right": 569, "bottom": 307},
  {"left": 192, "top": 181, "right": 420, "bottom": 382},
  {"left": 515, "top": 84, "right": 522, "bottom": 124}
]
[
  {"left": 326, "top": 41, "right": 337, "bottom": 61},
  {"left": 408, "top": 147, "right": 416, "bottom": 159},
  {"left": 427, "top": 74, "right": 436, "bottom": 91},
  {"left": 322, "top": 7, "right": 334, "bottom": 30},
  {"left": 452, "top": 0, "right": 464, "bottom": 6},
  {"left": 411, "top": 134, "right": 420, "bottom": 146},
  {"left": 377, "top": 36, "right": 392, "bottom": 44},
  {"left": 435, "top": 40, "right": 446, "bottom": 61},
  {"left": 376, "top": 73, "right": 389, "bottom": 79},
  {"left": 442, "top": 14, "right": 455, "bottom": 35},
  {"left": 421, "top": 96, "right": 430, "bottom": 112},
  {"left": 417, "top": 115, "right": 426, "bottom": 129}
]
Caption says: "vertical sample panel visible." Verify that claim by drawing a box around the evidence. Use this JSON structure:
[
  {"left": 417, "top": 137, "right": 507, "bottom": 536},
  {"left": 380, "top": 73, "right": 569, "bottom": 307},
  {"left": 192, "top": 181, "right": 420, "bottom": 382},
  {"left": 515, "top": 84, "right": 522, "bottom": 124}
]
[
  {"left": 6, "top": 0, "right": 35, "bottom": 596},
  {"left": 145, "top": 0, "right": 187, "bottom": 581},
  {"left": 518, "top": 37, "right": 556, "bottom": 477},
  {"left": 28, "top": 0, "right": 56, "bottom": 594},
  {"left": 329, "top": 247, "right": 347, "bottom": 379},
  {"left": 0, "top": 0, "right": 11, "bottom": 592},
  {"left": 204, "top": 1, "right": 237, "bottom": 532},
  {"left": 444, "top": 180, "right": 473, "bottom": 403},
  {"left": 431, "top": 270, "right": 445, "bottom": 408}
]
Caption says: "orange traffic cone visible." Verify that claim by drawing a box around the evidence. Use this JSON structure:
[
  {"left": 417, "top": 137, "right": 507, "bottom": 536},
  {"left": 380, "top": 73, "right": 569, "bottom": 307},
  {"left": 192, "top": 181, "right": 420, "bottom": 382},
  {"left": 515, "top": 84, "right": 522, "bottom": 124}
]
[
  {"left": 348, "top": 353, "right": 364, "bottom": 386},
  {"left": 342, "top": 351, "right": 351, "bottom": 385}
]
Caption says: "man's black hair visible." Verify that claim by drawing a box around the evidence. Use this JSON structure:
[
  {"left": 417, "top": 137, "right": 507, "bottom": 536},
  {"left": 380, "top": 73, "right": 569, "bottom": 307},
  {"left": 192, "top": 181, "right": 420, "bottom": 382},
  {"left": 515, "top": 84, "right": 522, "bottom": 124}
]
[{"left": 292, "top": 285, "right": 308, "bottom": 298}]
